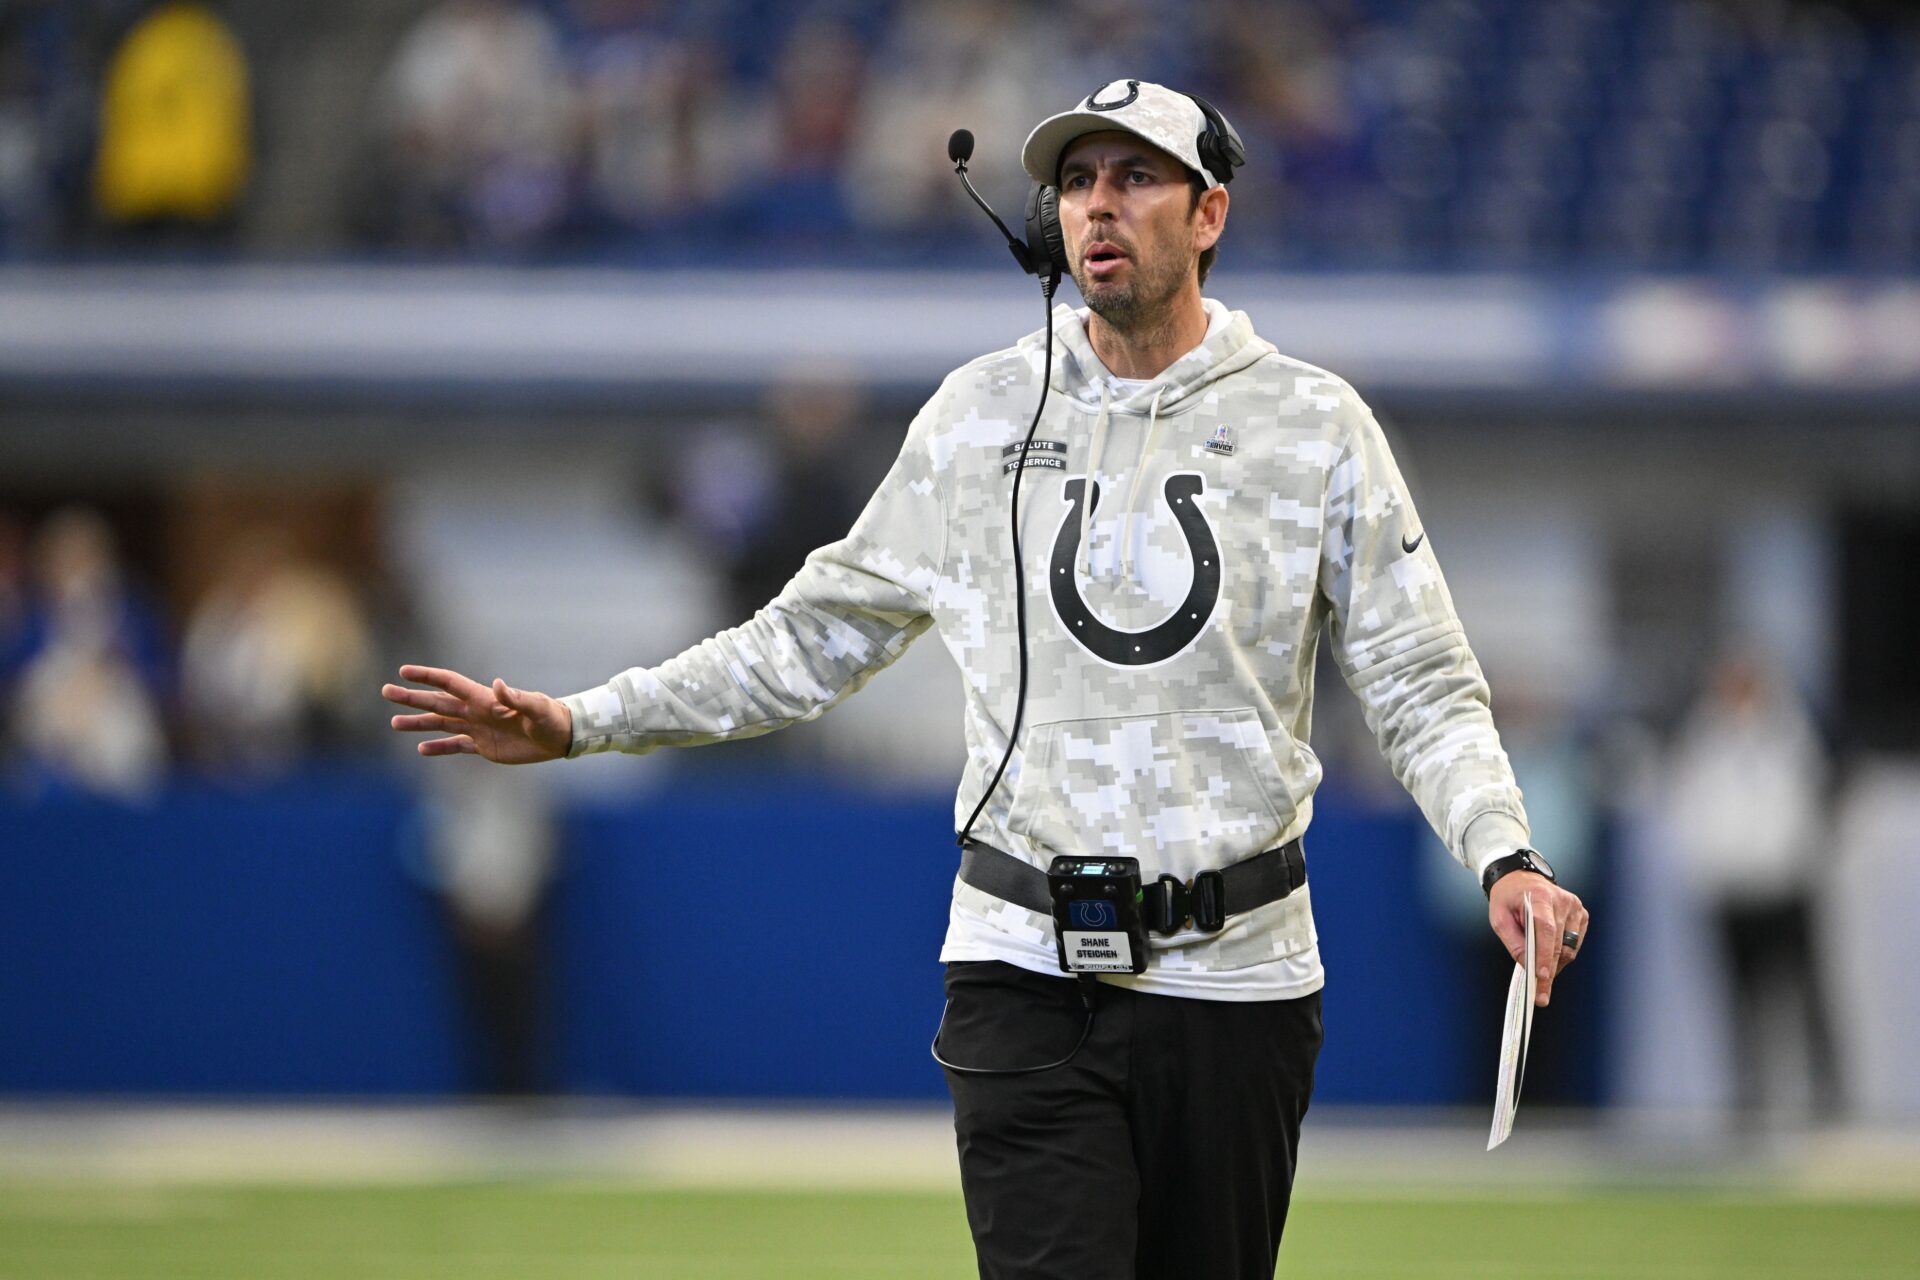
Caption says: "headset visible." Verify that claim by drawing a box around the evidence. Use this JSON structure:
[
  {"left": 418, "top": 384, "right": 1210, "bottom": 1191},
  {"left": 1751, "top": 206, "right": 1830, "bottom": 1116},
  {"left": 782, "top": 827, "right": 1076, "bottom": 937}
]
[{"left": 945, "top": 89, "right": 1246, "bottom": 851}]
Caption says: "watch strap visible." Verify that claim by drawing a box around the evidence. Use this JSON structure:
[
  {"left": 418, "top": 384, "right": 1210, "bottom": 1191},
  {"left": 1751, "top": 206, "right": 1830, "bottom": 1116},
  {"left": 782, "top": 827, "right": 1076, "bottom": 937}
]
[{"left": 1481, "top": 848, "right": 1552, "bottom": 898}]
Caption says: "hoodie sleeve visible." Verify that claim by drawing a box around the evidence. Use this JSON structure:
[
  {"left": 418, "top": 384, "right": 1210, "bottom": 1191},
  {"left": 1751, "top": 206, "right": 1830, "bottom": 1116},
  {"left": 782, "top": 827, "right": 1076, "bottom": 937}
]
[
  {"left": 558, "top": 393, "right": 948, "bottom": 758},
  {"left": 1316, "top": 384, "right": 1531, "bottom": 877}
]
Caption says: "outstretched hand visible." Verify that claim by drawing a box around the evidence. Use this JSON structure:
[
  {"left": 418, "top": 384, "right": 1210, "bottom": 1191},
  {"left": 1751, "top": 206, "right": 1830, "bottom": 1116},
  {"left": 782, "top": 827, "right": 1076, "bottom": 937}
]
[{"left": 382, "top": 665, "right": 572, "bottom": 764}]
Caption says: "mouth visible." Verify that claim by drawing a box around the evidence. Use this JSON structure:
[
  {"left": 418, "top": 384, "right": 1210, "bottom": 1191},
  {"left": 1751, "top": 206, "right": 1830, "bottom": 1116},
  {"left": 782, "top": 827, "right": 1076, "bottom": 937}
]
[{"left": 1084, "top": 242, "right": 1130, "bottom": 278}]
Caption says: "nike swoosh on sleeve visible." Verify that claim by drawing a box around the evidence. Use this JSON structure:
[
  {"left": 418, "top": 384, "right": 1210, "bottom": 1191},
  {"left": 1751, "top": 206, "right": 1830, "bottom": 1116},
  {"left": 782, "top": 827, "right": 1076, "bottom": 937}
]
[{"left": 1402, "top": 532, "right": 1425, "bottom": 554}]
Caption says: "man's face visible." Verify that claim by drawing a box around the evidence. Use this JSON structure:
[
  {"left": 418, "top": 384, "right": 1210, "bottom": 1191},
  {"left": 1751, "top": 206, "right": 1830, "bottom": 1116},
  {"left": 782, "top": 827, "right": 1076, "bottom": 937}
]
[{"left": 1057, "top": 131, "right": 1220, "bottom": 331}]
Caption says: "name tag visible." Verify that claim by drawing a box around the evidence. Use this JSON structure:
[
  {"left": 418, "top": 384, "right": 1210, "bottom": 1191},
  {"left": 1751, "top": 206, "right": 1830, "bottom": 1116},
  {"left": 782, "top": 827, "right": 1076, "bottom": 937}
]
[{"left": 1061, "top": 930, "right": 1135, "bottom": 973}]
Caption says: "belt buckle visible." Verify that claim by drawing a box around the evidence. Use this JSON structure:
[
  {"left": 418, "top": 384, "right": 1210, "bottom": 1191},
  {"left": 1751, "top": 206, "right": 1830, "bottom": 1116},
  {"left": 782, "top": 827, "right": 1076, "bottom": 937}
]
[
  {"left": 1151, "top": 874, "right": 1187, "bottom": 935},
  {"left": 1152, "top": 871, "right": 1228, "bottom": 934},
  {"left": 1189, "top": 869, "right": 1226, "bottom": 932}
]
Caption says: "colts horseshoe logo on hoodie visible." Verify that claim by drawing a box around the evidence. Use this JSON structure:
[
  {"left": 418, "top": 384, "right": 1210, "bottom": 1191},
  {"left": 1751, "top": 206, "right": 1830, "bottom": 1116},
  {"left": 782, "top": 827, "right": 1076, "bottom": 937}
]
[{"left": 1049, "top": 472, "right": 1221, "bottom": 666}]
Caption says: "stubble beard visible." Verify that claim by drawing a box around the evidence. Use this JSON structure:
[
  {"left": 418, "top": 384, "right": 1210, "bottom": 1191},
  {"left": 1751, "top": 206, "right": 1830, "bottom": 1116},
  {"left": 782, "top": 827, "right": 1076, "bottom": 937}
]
[{"left": 1072, "top": 235, "right": 1196, "bottom": 336}]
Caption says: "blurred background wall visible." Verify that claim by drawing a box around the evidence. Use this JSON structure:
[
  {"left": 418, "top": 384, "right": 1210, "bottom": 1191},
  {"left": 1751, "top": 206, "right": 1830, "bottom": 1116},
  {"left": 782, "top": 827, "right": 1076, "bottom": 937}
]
[{"left": 1, "top": 0, "right": 1917, "bottom": 1124}]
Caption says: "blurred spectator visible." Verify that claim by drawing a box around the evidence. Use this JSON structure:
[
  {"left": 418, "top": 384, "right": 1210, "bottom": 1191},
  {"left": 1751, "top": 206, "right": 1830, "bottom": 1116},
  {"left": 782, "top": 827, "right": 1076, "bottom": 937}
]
[
  {"left": 0, "top": 8, "right": 54, "bottom": 254},
  {"left": 0, "top": 2, "right": 108, "bottom": 256},
  {"left": 651, "top": 368, "right": 878, "bottom": 626},
  {"left": 735, "top": 370, "right": 881, "bottom": 611},
  {"left": 844, "top": 0, "right": 1067, "bottom": 237},
  {"left": 91, "top": 0, "right": 250, "bottom": 245},
  {"left": 726, "top": 14, "right": 868, "bottom": 244},
  {"left": 10, "top": 506, "right": 169, "bottom": 692},
  {"left": 565, "top": 2, "right": 742, "bottom": 240},
  {"left": 177, "top": 527, "right": 378, "bottom": 777},
  {"left": 359, "top": 0, "right": 573, "bottom": 252},
  {"left": 421, "top": 766, "right": 559, "bottom": 1095},
  {"left": 1049, "top": 0, "right": 1189, "bottom": 93},
  {"left": 1663, "top": 648, "right": 1841, "bottom": 1118},
  {"left": 12, "top": 642, "right": 167, "bottom": 802},
  {"left": 5, "top": 507, "right": 170, "bottom": 802},
  {"left": 1198, "top": 0, "right": 1367, "bottom": 265}
]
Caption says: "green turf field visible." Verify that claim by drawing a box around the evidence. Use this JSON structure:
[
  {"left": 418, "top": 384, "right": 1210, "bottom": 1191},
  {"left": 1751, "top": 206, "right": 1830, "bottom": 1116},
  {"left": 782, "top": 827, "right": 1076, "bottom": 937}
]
[{"left": 2, "top": 1182, "right": 1915, "bottom": 1278}]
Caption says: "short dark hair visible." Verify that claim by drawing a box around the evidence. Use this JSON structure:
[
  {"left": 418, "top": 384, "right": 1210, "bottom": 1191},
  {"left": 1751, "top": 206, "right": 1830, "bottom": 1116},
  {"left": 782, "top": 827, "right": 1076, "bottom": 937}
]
[{"left": 1189, "top": 173, "right": 1218, "bottom": 286}]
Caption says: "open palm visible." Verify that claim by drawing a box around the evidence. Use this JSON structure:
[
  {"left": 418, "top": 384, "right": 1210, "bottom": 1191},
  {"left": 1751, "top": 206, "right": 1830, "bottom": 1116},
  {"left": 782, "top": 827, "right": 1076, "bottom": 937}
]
[{"left": 381, "top": 664, "right": 571, "bottom": 764}]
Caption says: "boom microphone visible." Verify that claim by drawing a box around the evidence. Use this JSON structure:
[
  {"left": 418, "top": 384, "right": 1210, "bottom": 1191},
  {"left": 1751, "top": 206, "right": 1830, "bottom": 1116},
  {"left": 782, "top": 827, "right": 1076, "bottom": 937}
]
[{"left": 949, "top": 127, "right": 1039, "bottom": 278}]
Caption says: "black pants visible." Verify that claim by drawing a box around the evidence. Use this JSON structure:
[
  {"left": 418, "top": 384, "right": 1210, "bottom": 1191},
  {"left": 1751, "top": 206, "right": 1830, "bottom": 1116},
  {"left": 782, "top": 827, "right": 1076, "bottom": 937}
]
[
  {"left": 938, "top": 960, "right": 1323, "bottom": 1280},
  {"left": 1718, "top": 896, "right": 1840, "bottom": 1115}
]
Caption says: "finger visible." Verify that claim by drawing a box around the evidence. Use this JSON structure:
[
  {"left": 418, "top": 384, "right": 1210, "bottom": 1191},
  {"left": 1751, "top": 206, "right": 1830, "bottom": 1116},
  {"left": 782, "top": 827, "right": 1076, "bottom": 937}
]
[
  {"left": 491, "top": 678, "right": 521, "bottom": 718},
  {"left": 1559, "top": 900, "right": 1591, "bottom": 969},
  {"left": 390, "top": 712, "right": 469, "bottom": 734},
  {"left": 1531, "top": 891, "right": 1560, "bottom": 1007},
  {"left": 417, "top": 734, "right": 478, "bottom": 757},
  {"left": 398, "top": 665, "right": 484, "bottom": 700},
  {"left": 494, "top": 678, "right": 547, "bottom": 714},
  {"left": 381, "top": 684, "right": 465, "bottom": 717}
]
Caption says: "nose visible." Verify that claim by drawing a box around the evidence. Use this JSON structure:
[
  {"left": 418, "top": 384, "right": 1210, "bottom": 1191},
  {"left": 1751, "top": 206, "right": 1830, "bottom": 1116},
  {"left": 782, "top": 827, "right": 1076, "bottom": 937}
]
[{"left": 1084, "top": 171, "right": 1121, "bottom": 220}]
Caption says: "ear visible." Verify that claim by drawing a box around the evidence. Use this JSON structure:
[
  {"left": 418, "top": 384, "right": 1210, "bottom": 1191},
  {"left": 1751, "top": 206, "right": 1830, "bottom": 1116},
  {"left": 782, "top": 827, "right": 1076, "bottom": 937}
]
[{"left": 1193, "top": 185, "right": 1228, "bottom": 253}]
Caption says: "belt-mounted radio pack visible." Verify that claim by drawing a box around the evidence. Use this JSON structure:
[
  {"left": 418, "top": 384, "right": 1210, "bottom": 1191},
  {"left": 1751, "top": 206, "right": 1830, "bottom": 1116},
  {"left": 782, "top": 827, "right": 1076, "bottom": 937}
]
[
  {"left": 958, "top": 837, "right": 1308, "bottom": 976},
  {"left": 1048, "top": 856, "right": 1149, "bottom": 974}
]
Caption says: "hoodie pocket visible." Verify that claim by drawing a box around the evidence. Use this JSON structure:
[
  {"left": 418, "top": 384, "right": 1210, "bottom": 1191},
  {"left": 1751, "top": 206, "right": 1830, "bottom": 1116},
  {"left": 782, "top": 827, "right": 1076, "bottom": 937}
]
[{"left": 1005, "top": 707, "right": 1299, "bottom": 872}]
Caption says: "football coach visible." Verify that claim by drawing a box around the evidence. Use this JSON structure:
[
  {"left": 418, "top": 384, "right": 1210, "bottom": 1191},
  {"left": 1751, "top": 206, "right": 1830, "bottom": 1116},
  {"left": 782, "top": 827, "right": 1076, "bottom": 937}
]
[{"left": 385, "top": 79, "right": 1590, "bottom": 1280}]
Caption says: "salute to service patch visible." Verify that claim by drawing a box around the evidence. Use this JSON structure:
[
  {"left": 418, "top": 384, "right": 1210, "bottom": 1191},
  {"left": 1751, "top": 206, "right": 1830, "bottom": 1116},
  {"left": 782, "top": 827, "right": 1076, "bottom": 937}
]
[{"left": 1002, "top": 439, "right": 1068, "bottom": 474}]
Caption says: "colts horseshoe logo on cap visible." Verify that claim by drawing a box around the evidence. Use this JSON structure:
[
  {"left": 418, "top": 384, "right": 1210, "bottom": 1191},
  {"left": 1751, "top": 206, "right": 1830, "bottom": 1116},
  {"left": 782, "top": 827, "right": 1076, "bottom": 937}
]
[
  {"left": 1049, "top": 472, "right": 1220, "bottom": 667},
  {"left": 1087, "top": 80, "right": 1140, "bottom": 111}
]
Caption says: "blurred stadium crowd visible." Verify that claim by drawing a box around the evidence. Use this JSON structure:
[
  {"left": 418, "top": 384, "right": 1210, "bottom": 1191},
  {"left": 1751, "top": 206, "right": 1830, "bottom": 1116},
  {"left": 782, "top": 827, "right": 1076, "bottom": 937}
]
[
  {"left": 0, "top": 496, "right": 392, "bottom": 800},
  {"left": 0, "top": 374, "right": 889, "bottom": 803},
  {"left": 1, "top": 0, "right": 1914, "bottom": 1119},
  {"left": 2, "top": 0, "right": 1920, "bottom": 268}
]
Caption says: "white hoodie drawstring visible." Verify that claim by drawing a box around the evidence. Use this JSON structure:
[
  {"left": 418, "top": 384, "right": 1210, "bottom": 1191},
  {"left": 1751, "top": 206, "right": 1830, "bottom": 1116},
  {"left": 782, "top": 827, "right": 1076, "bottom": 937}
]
[
  {"left": 1078, "top": 381, "right": 1113, "bottom": 580},
  {"left": 1117, "top": 385, "right": 1165, "bottom": 578}
]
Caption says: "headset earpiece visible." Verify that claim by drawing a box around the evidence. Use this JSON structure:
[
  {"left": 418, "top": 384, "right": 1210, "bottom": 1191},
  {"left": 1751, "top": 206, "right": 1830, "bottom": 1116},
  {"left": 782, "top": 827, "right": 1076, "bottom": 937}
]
[
  {"left": 1184, "top": 93, "right": 1245, "bottom": 187},
  {"left": 1024, "top": 184, "right": 1068, "bottom": 290}
]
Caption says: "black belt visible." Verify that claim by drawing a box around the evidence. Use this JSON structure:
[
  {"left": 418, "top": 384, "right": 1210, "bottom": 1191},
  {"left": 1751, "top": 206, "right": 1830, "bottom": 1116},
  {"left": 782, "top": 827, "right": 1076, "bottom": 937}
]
[{"left": 959, "top": 838, "right": 1306, "bottom": 935}]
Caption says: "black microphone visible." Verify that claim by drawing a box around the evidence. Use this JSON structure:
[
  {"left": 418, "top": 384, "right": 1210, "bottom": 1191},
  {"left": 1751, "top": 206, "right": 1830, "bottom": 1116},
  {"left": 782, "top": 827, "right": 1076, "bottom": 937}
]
[{"left": 948, "top": 127, "right": 1033, "bottom": 275}]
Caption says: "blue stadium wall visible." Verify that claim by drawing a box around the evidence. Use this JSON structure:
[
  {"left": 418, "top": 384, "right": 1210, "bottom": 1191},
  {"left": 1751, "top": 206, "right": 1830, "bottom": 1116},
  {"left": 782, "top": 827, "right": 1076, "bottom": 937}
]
[{"left": 0, "top": 768, "right": 1605, "bottom": 1104}]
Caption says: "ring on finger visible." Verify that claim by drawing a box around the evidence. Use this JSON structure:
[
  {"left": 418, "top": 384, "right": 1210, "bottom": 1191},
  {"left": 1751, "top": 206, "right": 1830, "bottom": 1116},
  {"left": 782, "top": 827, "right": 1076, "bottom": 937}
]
[{"left": 1562, "top": 929, "right": 1581, "bottom": 951}]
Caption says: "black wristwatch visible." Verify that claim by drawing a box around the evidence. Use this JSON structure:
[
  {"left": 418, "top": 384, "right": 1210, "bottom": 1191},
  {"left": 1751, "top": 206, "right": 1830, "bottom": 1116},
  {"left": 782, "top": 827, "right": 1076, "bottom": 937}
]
[{"left": 1481, "top": 848, "right": 1556, "bottom": 898}]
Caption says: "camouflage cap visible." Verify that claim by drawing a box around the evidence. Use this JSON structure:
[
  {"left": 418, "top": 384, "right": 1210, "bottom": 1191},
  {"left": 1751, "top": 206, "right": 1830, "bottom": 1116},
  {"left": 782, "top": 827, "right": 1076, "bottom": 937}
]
[{"left": 1023, "top": 79, "right": 1219, "bottom": 189}]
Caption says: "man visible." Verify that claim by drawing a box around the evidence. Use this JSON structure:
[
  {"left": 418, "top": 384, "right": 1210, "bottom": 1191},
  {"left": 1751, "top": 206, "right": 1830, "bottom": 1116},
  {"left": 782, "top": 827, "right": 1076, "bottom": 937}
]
[
  {"left": 384, "top": 80, "right": 1590, "bottom": 1279},
  {"left": 1664, "top": 650, "right": 1836, "bottom": 1117}
]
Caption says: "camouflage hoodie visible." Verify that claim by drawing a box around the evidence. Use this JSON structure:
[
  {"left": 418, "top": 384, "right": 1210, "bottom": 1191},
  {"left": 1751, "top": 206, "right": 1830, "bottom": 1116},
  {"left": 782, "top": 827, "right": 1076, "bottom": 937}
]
[{"left": 562, "top": 299, "right": 1531, "bottom": 999}]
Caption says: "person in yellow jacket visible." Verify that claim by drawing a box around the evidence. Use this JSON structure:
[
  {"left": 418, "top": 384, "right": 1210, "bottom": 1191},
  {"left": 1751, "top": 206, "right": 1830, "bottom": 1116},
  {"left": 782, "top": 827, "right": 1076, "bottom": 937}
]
[{"left": 93, "top": 1, "right": 250, "bottom": 231}]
